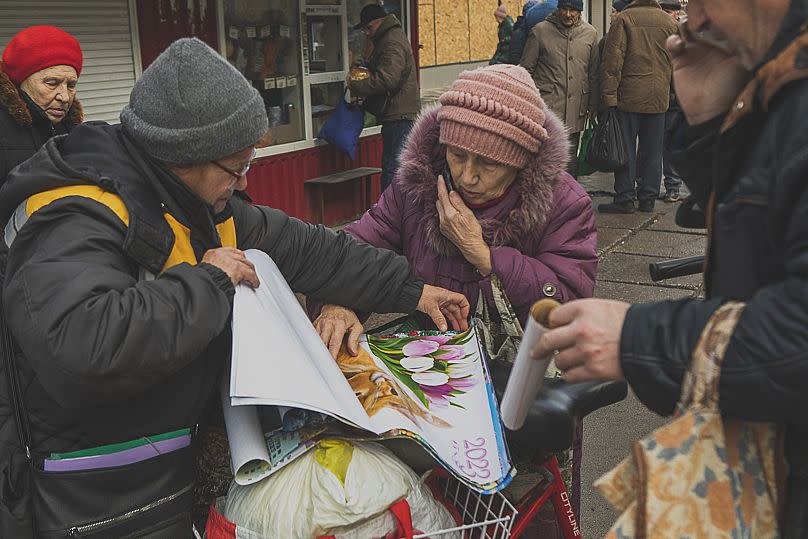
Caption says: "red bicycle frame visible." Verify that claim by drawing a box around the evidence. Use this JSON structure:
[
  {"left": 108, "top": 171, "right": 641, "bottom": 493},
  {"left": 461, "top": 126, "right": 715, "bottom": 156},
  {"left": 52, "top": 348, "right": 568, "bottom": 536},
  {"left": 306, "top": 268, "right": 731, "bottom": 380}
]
[{"left": 510, "top": 456, "right": 581, "bottom": 539}]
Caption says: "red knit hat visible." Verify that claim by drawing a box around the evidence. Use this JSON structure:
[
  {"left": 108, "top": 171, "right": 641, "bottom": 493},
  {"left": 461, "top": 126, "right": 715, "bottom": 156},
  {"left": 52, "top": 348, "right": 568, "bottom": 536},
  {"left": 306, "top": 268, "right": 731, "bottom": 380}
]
[
  {"left": 1, "top": 26, "right": 83, "bottom": 85},
  {"left": 438, "top": 64, "right": 548, "bottom": 169}
]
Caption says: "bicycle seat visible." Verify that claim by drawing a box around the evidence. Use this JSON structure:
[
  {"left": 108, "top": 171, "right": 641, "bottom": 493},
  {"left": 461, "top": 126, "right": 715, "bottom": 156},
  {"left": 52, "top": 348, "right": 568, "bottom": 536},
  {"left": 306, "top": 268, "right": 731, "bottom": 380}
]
[{"left": 489, "top": 361, "right": 627, "bottom": 454}]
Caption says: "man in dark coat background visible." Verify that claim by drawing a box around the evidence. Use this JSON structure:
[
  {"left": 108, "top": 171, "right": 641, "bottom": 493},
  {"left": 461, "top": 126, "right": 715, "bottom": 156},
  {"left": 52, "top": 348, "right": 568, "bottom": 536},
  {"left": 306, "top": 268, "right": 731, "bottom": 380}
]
[{"left": 598, "top": 0, "right": 677, "bottom": 213}]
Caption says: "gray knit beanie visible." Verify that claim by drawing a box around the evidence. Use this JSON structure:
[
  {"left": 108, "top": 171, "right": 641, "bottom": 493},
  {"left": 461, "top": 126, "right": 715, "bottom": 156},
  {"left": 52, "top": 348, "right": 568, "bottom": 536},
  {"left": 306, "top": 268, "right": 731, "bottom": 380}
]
[{"left": 120, "top": 37, "right": 267, "bottom": 164}]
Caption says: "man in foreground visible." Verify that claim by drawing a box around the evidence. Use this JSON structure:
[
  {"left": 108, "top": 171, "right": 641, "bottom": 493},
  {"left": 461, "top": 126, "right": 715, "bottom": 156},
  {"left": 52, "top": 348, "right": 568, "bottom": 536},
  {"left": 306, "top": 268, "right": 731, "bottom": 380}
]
[
  {"left": 0, "top": 38, "right": 468, "bottom": 537},
  {"left": 536, "top": 0, "right": 808, "bottom": 534}
]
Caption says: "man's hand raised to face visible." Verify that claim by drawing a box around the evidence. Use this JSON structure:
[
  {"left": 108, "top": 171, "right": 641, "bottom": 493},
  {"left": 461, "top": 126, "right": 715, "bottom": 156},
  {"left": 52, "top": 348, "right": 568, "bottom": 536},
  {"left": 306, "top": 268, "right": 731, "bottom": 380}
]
[{"left": 668, "top": 15, "right": 752, "bottom": 126}]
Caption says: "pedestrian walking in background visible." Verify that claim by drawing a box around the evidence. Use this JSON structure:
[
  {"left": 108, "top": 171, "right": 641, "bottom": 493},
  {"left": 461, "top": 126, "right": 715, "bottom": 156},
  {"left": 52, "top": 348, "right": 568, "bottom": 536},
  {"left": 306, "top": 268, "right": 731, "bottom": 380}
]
[
  {"left": 507, "top": 0, "right": 539, "bottom": 64},
  {"left": 348, "top": 4, "right": 419, "bottom": 192},
  {"left": 0, "top": 26, "right": 83, "bottom": 185},
  {"left": 490, "top": 4, "right": 515, "bottom": 65},
  {"left": 598, "top": 0, "right": 677, "bottom": 213},
  {"left": 520, "top": 0, "right": 599, "bottom": 176},
  {"left": 659, "top": 0, "right": 683, "bottom": 202}
]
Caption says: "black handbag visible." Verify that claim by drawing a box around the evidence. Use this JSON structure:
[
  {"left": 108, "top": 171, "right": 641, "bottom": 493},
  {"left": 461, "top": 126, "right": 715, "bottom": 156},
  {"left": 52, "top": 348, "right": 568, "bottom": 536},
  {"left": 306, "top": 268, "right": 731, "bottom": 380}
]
[
  {"left": 586, "top": 108, "right": 628, "bottom": 172},
  {"left": 0, "top": 304, "right": 196, "bottom": 537}
]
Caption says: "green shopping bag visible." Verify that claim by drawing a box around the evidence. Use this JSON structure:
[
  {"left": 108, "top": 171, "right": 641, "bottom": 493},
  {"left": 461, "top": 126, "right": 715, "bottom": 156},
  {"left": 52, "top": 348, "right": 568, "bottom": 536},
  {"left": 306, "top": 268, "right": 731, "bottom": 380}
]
[{"left": 576, "top": 118, "right": 596, "bottom": 177}]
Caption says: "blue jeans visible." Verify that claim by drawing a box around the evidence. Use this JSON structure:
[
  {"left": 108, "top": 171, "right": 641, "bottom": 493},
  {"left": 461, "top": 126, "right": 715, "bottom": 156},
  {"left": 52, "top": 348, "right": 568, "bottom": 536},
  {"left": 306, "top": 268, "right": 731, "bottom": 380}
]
[
  {"left": 663, "top": 108, "right": 683, "bottom": 193},
  {"left": 381, "top": 120, "right": 414, "bottom": 192},
  {"left": 614, "top": 111, "right": 665, "bottom": 203}
]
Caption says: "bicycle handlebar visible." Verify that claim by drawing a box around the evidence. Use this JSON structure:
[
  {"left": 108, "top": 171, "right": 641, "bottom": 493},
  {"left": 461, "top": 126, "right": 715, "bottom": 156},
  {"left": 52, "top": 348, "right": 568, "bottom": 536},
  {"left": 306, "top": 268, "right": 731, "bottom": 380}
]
[{"left": 649, "top": 255, "right": 705, "bottom": 282}]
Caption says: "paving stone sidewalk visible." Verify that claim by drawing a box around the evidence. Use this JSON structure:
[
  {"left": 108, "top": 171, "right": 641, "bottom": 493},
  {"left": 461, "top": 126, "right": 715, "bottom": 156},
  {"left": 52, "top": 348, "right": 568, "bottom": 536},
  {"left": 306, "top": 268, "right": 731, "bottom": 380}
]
[{"left": 578, "top": 172, "right": 706, "bottom": 538}]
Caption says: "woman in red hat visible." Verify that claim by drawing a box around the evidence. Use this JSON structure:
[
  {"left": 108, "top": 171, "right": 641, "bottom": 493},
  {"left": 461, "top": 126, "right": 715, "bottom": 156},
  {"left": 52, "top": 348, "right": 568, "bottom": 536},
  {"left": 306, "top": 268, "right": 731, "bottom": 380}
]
[{"left": 0, "top": 26, "right": 84, "bottom": 184}]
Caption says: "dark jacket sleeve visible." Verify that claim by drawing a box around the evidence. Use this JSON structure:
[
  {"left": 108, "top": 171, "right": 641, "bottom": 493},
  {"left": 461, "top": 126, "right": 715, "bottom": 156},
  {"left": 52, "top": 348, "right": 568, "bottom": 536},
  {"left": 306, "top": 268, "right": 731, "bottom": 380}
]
[
  {"left": 508, "top": 24, "right": 526, "bottom": 65},
  {"left": 588, "top": 33, "right": 601, "bottom": 113},
  {"left": 349, "top": 37, "right": 409, "bottom": 98},
  {"left": 600, "top": 18, "right": 626, "bottom": 109},
  {"left": 519, "top": 29, "right": 541, "bottom": 76},
  {"left": 2, "top": 199, "right": 234, "bottom": 408},
  {"left": 621, "top": 110, "right": 808, "bottom": 423},
  {"left": 230, "top": 197, "right": 423, "bottom": 315}
]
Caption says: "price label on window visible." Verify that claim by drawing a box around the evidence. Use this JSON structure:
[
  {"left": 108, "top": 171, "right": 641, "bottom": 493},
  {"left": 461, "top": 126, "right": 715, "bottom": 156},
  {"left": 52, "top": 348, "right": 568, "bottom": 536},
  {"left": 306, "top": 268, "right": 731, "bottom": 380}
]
[
  {"left": 279, "top": 25, "right": 291, "bottom": 38},
  {"left": 245, "top": 26, "right": 256, "bottom": 38},
  {"left": 286, "top": 76, "right": 297, "bottom": 87},
  {"left": 260, "top": 25, "right": 272, "bottom": 38},
  {"left": 228, "top": 26, "right": 239, "bottom": 39},
  {"left": 275, "top": 77, "right": 288, "bottom": 89},
  {"left": 263, "top": 78, "right": 277, "bottom": 90}
]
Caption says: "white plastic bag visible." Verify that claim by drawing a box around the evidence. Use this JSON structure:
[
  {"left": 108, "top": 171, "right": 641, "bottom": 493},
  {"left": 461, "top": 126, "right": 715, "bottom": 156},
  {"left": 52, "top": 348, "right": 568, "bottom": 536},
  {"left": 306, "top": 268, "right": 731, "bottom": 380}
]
[{"left": 222, "top": 440, "right": 458, "bottom": 539}]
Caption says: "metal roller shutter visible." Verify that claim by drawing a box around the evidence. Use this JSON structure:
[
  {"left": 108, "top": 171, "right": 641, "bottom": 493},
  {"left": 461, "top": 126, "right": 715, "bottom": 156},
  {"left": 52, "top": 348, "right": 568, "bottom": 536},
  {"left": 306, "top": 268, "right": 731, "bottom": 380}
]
[{"left": 0, "top": 0, "right": 136, "bottom": 123}]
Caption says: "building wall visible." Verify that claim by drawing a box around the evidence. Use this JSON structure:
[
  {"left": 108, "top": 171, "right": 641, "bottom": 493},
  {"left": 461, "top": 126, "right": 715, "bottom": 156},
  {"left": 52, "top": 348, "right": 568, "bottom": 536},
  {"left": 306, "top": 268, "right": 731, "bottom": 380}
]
[
  {"left": 418, "top": 0, "right": 525, "bottom": 67},
  {"left": 419, "top": 0, "right": 609, "bottom": 68}
]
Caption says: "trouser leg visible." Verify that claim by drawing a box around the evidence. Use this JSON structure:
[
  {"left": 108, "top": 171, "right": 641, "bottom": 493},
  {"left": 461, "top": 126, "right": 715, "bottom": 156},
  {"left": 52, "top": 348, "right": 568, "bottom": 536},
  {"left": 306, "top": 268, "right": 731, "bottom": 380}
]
[
  {"left": 662, "top": 108, "right": 683, "bottom": 193},
  {"left": 636, "top": 112, "right": 665, "bottom": 203},
  {"left": 612, "top": 111, "right": 640, "bottom": 204},
  {"left": 567, "top": 132, "right": 580, "bottom": 177},
  {"left": 380, "top": 120, "right": 414, "bottom": 192}
]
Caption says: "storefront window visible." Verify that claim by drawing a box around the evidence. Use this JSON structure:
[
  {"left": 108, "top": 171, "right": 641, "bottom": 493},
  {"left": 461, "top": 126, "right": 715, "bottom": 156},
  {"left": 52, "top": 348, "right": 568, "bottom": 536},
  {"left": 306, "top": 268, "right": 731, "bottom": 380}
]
[
  {"left": 221, "top": 0, "right": 409, "bottom": 149},
  {"left": 223, "top": 0, "right": 304, "bottom": 146},
  {"left": 306, "top": 15, "right": 343, "bottom": 73}
]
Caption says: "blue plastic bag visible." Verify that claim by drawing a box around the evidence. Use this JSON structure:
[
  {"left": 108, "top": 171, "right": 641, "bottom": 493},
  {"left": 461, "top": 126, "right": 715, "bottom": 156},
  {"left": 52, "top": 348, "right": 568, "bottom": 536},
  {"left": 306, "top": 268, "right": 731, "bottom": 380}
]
[{"left": 318, "top": 89, "right": 364, "bottom": 160}]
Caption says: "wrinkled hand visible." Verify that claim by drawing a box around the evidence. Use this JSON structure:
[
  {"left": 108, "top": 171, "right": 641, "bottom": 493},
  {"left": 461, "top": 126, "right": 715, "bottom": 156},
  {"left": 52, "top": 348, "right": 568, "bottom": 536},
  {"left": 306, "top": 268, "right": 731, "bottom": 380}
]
[
  {"left": 668, "top": 24, "right": 752, "bottom": 126},
  {"left": 416, "top": 284, "right": 470, "bottom": 332},
  {"left": 314, "top": 304, "right": 364, "bottom": 359},
  {"left": 436, "top": 177, "right": 491, "bottom": 275},
  {"left": 533, "top": 299, "right": 630, "bottom": 383},
  {"left": 201, "top": 247, "right": 260, "bottom": 288}
]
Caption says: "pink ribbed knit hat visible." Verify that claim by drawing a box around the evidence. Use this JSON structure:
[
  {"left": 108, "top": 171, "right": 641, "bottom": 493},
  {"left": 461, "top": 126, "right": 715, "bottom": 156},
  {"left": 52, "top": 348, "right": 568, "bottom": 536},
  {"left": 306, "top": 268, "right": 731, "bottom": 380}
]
[{"left": 438, "top": 64, "right": 548, "bottom": 169}]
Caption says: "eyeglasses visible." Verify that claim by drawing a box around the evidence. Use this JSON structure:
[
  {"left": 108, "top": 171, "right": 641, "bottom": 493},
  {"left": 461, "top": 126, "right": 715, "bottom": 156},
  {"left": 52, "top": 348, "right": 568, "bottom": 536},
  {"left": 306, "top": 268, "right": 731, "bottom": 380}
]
[{"left": 212, "top": 149, "right": 257, "bottom": 179}]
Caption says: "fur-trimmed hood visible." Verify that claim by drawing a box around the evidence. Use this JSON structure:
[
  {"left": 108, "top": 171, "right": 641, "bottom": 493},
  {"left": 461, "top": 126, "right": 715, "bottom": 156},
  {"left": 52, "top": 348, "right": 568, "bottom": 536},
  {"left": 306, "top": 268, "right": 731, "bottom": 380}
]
[
  {"left": 0, "top": 69, "right": 83, "bottom": 128},
  {"left": 396, "top": 104, "right": 570, "bottom": 256}
]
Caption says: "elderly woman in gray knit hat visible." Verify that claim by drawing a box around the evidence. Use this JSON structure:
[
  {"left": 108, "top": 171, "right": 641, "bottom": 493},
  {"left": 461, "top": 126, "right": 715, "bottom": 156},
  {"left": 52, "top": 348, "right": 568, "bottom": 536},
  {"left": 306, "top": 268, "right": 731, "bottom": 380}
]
[{"left": 0, "top": 37, "right": 469, "bottom": 536}]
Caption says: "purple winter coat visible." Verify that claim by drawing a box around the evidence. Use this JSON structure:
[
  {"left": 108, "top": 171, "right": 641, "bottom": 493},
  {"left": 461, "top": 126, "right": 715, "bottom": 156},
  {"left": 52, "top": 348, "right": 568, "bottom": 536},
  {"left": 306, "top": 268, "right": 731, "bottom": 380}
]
[{"left": 345, "top": 106, "right": 597, "bottom": 327}]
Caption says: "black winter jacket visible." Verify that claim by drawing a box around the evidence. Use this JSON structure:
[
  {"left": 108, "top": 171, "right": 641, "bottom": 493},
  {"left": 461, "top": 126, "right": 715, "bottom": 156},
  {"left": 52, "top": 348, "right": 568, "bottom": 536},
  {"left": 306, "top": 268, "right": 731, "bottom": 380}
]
[
  {"left": 0, "top": 123, "right": 424, "bottom": 536},
  {"left": 508, "top": 16, "right": 529, "bottom": 65},
  {"left": 620, "top": 3, "right": 808, "bottom": 534},
  {"left": 0, "top": 70, "right": 82, "bottom": 184}
]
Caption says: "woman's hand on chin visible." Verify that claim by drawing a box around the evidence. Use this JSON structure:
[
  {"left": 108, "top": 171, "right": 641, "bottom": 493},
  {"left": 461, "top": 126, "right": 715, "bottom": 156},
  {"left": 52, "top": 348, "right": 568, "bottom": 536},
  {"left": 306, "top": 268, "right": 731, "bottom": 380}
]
[{"left": 436, "top": 177, "right": 492, "bottom": 276}]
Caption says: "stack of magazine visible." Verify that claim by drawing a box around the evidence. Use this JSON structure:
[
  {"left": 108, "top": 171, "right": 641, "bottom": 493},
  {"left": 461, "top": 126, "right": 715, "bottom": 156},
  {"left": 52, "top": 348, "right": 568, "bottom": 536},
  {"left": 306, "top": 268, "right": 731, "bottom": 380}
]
[{"left": 224, "top": 251, "right": 514, "bottom": 494}]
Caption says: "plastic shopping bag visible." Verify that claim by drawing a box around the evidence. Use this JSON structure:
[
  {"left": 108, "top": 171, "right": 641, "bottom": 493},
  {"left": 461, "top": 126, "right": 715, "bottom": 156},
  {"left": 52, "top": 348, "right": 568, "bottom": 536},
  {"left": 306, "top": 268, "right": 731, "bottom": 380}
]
[
  {"left": 575, "top": 119, "right": 596, "bottom": 177},
  {"left": 207, "top": 440, "right": 459, "bottom": 539},
  {"left": 318, "top": 89, "right": 364, "bottom": 160},
  {"left": 586, "top": 108, "right": 628, "bottom": 172}
]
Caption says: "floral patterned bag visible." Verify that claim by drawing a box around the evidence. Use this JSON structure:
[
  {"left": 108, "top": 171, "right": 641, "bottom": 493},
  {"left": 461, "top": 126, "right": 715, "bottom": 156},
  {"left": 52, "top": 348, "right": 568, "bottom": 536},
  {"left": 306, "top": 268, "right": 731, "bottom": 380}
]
[{"left": 595, "top": 302, "right": 783, "bottom": 538}]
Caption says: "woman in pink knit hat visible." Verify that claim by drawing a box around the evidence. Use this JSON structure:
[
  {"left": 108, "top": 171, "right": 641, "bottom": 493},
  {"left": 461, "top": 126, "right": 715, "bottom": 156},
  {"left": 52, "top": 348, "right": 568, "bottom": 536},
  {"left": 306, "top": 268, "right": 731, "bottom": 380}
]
[{"left": 310, "top": 63, "right": 597, "bottom": 537}]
